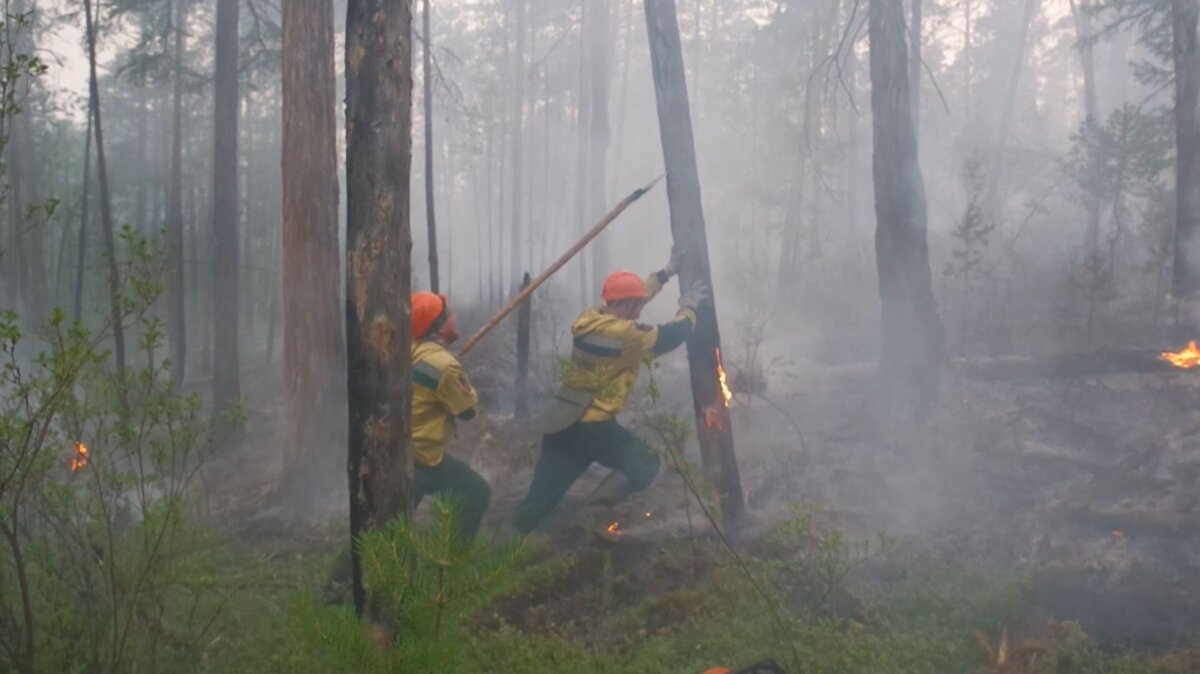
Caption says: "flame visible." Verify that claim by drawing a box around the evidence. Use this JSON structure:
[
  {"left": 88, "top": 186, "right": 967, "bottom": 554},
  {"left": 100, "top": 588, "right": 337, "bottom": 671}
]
[
  {"left": 1162, "top": 340, "right": 1200, "bottom": 368},
  {"left": 70, "top": 441, "right": 90, "bottom": 473},
  {"left": 715, "top": 348, "right": 732, "bottom": 407},
  {"left": 644, "top": 511, "right": 652, "bottom": 519},
  {"left": 704, "top": 406, "right": 725, "bottom": 431},
  {"left": 606, "top": 521, "right": 620, "bottom": 534}
]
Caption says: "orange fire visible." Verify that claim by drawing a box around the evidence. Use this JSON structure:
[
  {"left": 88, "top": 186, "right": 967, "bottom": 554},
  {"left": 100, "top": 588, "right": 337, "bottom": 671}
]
[
  {"left": 715, "top": 348, "right": 732, "bottom": 408},
  {"left": 607, "top": 521, "right": 620, "bottom": 534},
  {"left": 70, "top": 441, "right": 90, "bottom": 472},
  {"left": 704, "top": 406, "right": 725, "bottom": 431},
  {"left": 1162, "top": 341, "right": 1200, "bottom": 369}
]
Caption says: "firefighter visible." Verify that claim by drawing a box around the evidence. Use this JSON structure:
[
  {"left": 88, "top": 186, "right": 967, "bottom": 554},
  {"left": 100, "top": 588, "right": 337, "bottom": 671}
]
[
  {"left": 409, "top": 291, "right": 492, "bottom": 538},
  {"left": 504, "top": 256, "right": 707, "bottom": 536}
]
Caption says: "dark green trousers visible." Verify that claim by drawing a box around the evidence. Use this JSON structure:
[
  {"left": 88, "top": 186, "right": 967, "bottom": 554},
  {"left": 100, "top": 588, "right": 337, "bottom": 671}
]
[
  {"left": 512, "top": 419, "right": 660, "bottom": 534},
  {"left": 415, "top": 453, "right": 492, "bottom": 538}
]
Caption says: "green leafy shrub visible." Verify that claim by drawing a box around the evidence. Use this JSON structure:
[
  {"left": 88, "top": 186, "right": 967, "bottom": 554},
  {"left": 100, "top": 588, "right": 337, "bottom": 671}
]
[{"left": 0, "top": 230, "right": 239, "bottom": 673}]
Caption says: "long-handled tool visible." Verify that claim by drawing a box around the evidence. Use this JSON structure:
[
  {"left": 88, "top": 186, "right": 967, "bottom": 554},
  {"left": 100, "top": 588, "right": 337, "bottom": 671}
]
[{"left": 458, "top": 174, "right": 665, "bottom": 357}]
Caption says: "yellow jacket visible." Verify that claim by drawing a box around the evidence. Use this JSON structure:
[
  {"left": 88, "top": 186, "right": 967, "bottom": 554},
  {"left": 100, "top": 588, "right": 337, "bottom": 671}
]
[
  {"left": 562, "top": 274, "right": 696, "bottom": 422},
  {"left": 411, "top": 339, "right": 478, "bottom": 467}
]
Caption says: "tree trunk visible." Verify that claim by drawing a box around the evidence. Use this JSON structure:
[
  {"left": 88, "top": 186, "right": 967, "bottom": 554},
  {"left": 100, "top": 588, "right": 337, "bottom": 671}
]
[
  {"left": 1172, "top": 0, "right": 1200, "bottom": 301},
  {"left": 283, "top": 0, "right": 346, "bottom": 492},
  {"left": 515, "top": 272, "right": 531, "bottom": 418},
  {"left": 575, "top": 0, "right": 591, "bottom": 305},
  {"left": 136, "top": 94, "right": 148, "bottom": 234},
  {"left": 422, "top": 0, "right": 439, "bottom": 292},
  {"left": 985, "top": 0, "right": 1042, "bottom": 218},
  {"left": 644, "top": 0, "right": 745, "bottom": 527},
  {"left": 212, "top": 0, "right": 240, "bottom": 414},
  {"left": 345, "top": 0, "right": 415, "bottom": 618},
  {"left": 73, "top": 97, "right": 93, "bottom": 322},
  {"left": 509, "top": 0, "right": 526, "bottom": 292},
  {"left": 85, "top": 0, "right": 126, "bottom": 373},
  {"left": 1071, "top": 0, "right": 1102, "bottom": 253},
  {"left": 169, "top": 0, "right": 187, "bottom": 385},
  {"left": 869, "top": 0, "right": 944, "bottom": 415},
  {"left": 909, "top": 0, "right": 921, "bottom": 144},
  {"left": 1071, "top": 0, "right": 1099, "bottom": 121},
  {"left": 588, "top": 0, "right": 612, "bottom": 293}
]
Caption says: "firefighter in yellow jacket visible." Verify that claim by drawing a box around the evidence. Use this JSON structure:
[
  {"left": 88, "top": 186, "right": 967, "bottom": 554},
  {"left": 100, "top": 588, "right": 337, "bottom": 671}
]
[
  {"left": 506, "top": 257, "right": 708, "bottom": 535},
  {"left": 410, "top": 291, "right": 491, "bottom": 538}
]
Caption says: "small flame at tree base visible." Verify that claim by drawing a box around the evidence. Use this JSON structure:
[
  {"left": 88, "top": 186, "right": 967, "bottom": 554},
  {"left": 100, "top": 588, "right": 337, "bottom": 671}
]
[
  {"left": 1161, "top": 341, "right": 1200, "bottom": 369},
  {"left": 607, "top": 521, "right": 620, "bottom": 535},
  {"left": 70, "top": 441, "right": 90, "bottom": 473}
]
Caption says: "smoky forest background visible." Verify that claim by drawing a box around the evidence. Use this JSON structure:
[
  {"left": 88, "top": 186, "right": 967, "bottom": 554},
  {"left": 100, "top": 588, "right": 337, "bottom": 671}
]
[{"left": 4, "top": 0, "right": 1200, "bottom": 672}]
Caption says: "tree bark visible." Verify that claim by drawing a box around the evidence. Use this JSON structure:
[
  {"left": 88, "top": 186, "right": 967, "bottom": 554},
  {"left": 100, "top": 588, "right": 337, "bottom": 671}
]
[
  {"left": 283, "top": 0, "right": 345, "bottom": 492},
  {"left": 1172, "top": 0, "right": 1200, "bottom": 300},
  {"left": 644, "top": 0, "right": 745, "bottom": 527},
  {"left": 212, "top": 0, "right": 240, "bottom": 414},
  {"left": 869, "top": 0, "right": 944, "bottom": 415},
  {"left": 422, "top": 0, "right": 439, "bottom": 292},
  {"left": 909, "top": 0, "right": 921, "bottom": 144},
  {"left": 168, "top": 0, "right": 187, "bottom": 385},
  {"left": 515, "top": 272, "right": 532, "bottom": 418},
  {"left": 509, "top": 0, "right": 526, "bottom": 292},
  {"left": 588, "top": 0, "right": 612, "bottom": 293},
  {"left": 345, "top": 0, "right": 415, "bottom": 618},
  {"left": 73, "top": 94, "right": 92, "bottom": 322},
  {"left": 85, "top": 0, "right": 126, "bottom": 373}
]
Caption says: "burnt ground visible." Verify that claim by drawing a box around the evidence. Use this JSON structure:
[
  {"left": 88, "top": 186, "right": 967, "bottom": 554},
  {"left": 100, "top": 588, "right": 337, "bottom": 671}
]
[
  {"left": 455, "top": 360, "right": 1200, "bottom": 651},
  {"left": 202, "top": 345, "right": 1200, "bottom": 655}
]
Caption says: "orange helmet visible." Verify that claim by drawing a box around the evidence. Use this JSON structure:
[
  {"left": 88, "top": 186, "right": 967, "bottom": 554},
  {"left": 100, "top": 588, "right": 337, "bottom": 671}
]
[
  {"left": 601, "top": 270, "right": 649, "bottom": 303},
  {"left": 412, "top": 291, "right": 448, "bottom": 338}
]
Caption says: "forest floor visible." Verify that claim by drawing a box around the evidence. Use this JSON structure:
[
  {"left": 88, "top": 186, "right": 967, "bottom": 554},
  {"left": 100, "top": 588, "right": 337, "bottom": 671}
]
[{"left": 191, "top": 349, "right": 1200, "bottom": 672}]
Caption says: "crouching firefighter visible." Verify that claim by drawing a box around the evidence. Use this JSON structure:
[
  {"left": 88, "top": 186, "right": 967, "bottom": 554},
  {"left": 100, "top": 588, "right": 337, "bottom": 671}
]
[
  {"left": 505, "top": 258, "right": 708, "bottom": 536},
  {"left": 410, "top": 291, "right": 492, "bottom": 538}
]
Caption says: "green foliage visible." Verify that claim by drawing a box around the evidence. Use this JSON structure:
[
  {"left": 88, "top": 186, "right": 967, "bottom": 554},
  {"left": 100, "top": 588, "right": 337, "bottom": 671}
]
[
  {"left": 944, "top": 151, "right": 996, "bottom": 355},
  {"left": 296, "top": 498, "right": 529, "bottom": 673},
  {"left": 760, "top": 503, "right": 895, "bottom": 621},
  {"left": 0, "top": 230, "right": 239, "bottom": 673}
]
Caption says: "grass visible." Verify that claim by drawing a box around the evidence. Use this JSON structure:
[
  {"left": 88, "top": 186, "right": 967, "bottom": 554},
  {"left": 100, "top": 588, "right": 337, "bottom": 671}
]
[{"left": 140, "top": 520, "right": 1178, "bottom": 674}]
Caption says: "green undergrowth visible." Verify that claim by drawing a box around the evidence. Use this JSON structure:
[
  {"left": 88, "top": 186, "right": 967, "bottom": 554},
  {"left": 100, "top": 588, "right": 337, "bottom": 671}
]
[{"left": 184, "top": 516, "right": 1173, "bottom": 674}]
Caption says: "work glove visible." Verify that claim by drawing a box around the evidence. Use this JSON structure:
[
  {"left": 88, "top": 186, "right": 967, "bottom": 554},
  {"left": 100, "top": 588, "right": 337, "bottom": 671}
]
[
  {"left": 663, "top": 245, "right": 685, "bottom": 279},
  {"left": 677, "top": 280, "right": 710, "bottom": 314}
]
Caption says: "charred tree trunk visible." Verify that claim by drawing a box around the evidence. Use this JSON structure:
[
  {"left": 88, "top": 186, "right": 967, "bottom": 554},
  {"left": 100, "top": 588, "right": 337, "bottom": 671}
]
[
  {"left": 85, "top": 0, "right": 126, "bottom": 373},
  {"left": 73, "top": 94, "right": 93, "bottom": 322},
  {"left": 1172, "top": 0, "right": 1200, "bottom": 301},
  {"left": 284, "top": 0, "right": 345, "bottom": 491},
  {"left": 345, "top": 0, "right": 415, "bottom": 618},
  {"left": 515, "top": 272, "right": 532, "bottom": 418},
  {"left": 509, "top": 0, "right": 526, "bottom": 292},
  {"left": 869, "top": 0, "right": 944, "bottom": 415},
  {"left": 422, "top": 0, "right": 439, "bottom": 292},
  {"left": 644, "top": 0, "right": 745, "bottom": 527},
  {"left": 212, "top": 0, "right": 240, "bottom": 414},
  {"left": 588, "top": 0, "right": 612, "bottom": 293},
  {"left": 168, "top": 0, "right": 187, "bottom": 385}
]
